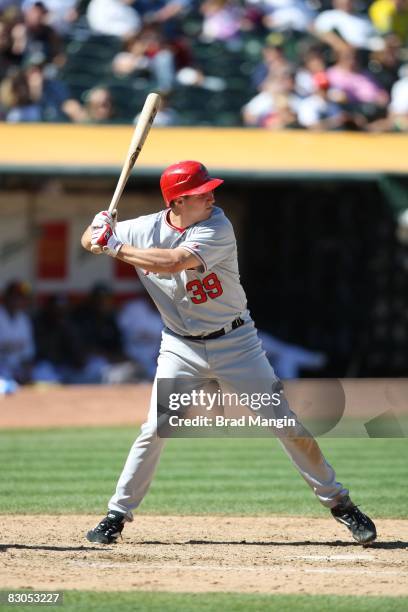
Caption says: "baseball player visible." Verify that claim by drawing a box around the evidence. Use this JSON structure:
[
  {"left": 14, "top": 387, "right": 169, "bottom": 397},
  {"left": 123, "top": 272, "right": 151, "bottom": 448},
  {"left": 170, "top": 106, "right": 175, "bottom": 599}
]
[{"left": 81, "top": 161, "right": 376, "bottom": 546}]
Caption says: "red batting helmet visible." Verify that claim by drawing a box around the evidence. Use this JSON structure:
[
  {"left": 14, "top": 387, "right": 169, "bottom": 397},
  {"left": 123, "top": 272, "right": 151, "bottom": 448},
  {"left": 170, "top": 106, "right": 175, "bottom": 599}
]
[{"left": 160, "top": 160, "right": 224, "bottom": 207}]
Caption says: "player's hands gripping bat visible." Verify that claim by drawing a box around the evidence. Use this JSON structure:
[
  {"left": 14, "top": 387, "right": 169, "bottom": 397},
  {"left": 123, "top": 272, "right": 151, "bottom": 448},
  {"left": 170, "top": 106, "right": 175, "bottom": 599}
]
[
  {"left": 90, "top": 92, "right": 161, "bottom": 254},
  {"left": 91, "top": 211, "right": 122, "bottom": 256}
]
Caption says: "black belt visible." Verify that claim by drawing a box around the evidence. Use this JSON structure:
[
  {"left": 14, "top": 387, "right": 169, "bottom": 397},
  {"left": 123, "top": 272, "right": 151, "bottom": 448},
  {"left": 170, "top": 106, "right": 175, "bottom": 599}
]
[{"left": 182, "top": 317, "right": 245, "bottom": 341}]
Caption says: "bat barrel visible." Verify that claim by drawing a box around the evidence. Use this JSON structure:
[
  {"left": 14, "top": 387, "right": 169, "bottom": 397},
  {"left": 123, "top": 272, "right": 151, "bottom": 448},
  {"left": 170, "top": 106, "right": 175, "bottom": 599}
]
[{"left": 90, "top": 92, "right": 161, "bottom": 253}]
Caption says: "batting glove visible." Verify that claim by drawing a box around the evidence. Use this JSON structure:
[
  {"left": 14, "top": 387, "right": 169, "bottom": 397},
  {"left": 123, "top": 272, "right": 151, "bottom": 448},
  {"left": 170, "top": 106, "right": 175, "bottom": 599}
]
[
  {"left": 91, "top": 224, "right": 123, "bottom": 257},
  {"left": 91, "top": 210, "right": 117, "bottom": 230}
]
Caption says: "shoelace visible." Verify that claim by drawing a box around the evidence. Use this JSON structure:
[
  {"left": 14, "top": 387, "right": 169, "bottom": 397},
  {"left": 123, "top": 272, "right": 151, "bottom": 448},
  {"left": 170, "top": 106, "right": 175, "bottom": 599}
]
[
  {"left": 340, "top": 506, "right": 370, "bottom": 527},
  {"left": 96, "top": 518, "right": 122, "bottom": 534}
]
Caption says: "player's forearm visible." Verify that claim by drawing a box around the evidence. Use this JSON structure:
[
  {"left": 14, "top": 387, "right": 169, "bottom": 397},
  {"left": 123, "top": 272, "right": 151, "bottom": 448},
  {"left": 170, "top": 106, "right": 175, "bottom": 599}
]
[
  {"left": 81, "top": 226, "right": 93, "bottom": 250},
  {"left": 116, "top": 244, "right": 187, "bottom": 273},
  {"left": 314, "top": 30, "right": 349, "bottom": 53},
  {"left": 83, "top": 221, "right": 198, "bottom": 272}
]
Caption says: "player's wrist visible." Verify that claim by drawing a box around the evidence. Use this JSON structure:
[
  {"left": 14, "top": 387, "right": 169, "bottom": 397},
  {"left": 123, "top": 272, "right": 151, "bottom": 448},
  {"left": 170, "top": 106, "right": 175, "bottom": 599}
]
[{"left": 103, "top": 234, "right": 123, "bottom": 257}]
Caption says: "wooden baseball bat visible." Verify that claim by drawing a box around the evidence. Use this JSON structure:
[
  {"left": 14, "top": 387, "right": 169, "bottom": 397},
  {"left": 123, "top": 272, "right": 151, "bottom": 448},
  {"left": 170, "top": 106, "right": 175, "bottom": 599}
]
[{"left": 91, "top": 92, "right": 161, "bottom": 254}]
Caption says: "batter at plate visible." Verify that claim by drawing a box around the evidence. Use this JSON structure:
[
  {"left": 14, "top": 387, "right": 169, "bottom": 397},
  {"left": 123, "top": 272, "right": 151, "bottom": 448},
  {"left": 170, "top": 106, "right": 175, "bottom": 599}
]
[{"left": 81, "top": 160, "right": 377, "bottom": 546}]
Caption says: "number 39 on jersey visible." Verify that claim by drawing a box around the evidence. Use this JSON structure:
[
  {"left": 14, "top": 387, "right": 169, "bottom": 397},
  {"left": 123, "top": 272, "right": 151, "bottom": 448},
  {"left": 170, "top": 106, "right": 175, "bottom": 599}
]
[{"left": 186, "top": 272, "right": 223, "bottom": 304}]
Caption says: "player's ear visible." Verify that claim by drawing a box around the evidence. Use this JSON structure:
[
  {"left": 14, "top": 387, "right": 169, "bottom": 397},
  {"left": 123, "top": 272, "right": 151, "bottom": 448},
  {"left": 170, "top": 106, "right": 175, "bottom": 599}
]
[{"left": 172, "top": 197, "right": 185, "bottom": 212}]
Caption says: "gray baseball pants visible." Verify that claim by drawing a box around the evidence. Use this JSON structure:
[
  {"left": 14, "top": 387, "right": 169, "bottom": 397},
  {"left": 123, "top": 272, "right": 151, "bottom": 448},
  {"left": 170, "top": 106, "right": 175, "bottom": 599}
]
[{"left": 109, "top": 320, "right": 348, "bottom": 517}]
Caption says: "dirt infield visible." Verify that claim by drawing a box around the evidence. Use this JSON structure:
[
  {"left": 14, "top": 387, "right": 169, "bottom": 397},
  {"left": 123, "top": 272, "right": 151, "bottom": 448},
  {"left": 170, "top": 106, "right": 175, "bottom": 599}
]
[
  {"left": 1, "top": 378, "right": 408, "bottom": 429},
  {"left": 0, "top": 379, "right": 408, "bottom": 428},
  {"left": 2, "top": 515, "right": 407, "bottom": 596},
  {"left": 0, "top": 385, "right": 150, "bottom": 428}
]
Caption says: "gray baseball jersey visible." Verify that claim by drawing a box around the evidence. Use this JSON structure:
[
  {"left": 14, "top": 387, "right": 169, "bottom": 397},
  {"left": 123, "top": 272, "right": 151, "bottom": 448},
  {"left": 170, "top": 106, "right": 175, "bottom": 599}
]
[{"left": 115, "top": 206, "right": 248, "bottom": 336}]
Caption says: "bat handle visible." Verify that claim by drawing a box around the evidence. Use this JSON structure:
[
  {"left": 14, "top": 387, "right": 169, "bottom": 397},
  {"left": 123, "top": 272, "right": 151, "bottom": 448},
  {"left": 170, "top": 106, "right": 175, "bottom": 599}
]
[{"left": 90, "top": 208, "right": 117, "bottom": 254}]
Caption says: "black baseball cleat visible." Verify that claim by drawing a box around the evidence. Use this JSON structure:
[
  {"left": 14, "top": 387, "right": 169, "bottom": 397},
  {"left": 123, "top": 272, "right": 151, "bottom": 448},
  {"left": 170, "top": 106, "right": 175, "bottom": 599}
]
[
  {"left": 331, "top": 497, "right": 377, "bottom": 545},
  {"left": 86, "top": 511, "right": 128, "bottom": 544}
]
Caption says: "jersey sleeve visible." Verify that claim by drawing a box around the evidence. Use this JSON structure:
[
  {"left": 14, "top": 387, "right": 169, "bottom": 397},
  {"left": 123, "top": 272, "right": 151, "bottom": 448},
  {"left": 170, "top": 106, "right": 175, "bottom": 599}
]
[
  {"left": 114, "top": 219, "right": 141, "bottom": 248},
  {"left": 180, "top": 218, "right": 235, "bottom": 272}
]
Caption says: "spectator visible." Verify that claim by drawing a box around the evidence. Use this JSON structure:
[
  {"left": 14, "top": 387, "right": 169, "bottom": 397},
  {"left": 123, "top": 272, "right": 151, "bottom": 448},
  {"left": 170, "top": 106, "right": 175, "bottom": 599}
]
[
  {"left": 242, "top": 70, "right": 301, "bottom": 126},
  {"left": 369, "top": 0, "right": 408, "bottom": 45},
  {"left": 257, "top": 0, "right": 316, "bottom": 33},
  {"left": 135, "top": 0, "right": 193, "bottom": 38},
  {"left": 294, "top": 46, "right": 328, "bottom": 97},
  {"left": 0, "top": 280, "right": 34, "bottom": 384},
  {"left": 297, "top": 70, "right": 348, "bottom": 129},
  {"left": 313, "top": 0, "right": 385, "bottom": 53},
  {"left": 327, "top": 47, "right": 389, "bottom": 122},
  {"left": 24, "top": 51, "right": 84, "bottom": 121},
  {"left": 22, "top": 0, "right": 80, "bottom": 37},
  {"left": 262, "top": 90, "right": 299, "bottom": 128},
  {"left": 0, "top": 20, "right": 17, "bottom": 80},
  {"left": 367, "top": 64, "right": 408, "bottom": 130},
  {"left": 200, "top": 0, "right": 244, "bottom": 44},
  {"left": 135, "top": 0, "right": 191, "bottom": 24},
  {"left": 112, "top": 24, "right": 176, "bottom": 93},
  {"left": 112, "top": 32, "right": 150, "bottom": 78},
  {"left": 16, "top": 1, "right": 64, "bottom": 66},
  {"left": 0, "top": 67, "right": 42, "bottom": 121},
  {"left": 389, "top": 64, "right": 408, "bottom": 116},
  {"left": 251, "top": 34, "right": 293, "bottom": 90},
  {"left": 86, "top": 0, "right": 141, "bottom": 39},
  {"left": 117, "top": 296, "right": 163, "bottom": 379},
  {"left": 367, "top": 33, "right": 402, "bottom": 92},
  {"left": 33, "top": 290, "right": 135, "bottom": 384},
  {"left": 81, "top": 86, "right": 115, "bottom": 123}
]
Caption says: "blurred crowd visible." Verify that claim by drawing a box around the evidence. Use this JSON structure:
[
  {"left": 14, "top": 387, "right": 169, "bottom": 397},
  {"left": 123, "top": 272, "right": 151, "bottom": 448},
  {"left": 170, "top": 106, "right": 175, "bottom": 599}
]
[
  {"left": 0, "top": 0, "right": 406, "bottom": 130},
  {"left": 0, "top": 279, "right": 163, "bottom": 386},
  {"left": 0, "top": 279, "right": 326, "bottom": 389}
]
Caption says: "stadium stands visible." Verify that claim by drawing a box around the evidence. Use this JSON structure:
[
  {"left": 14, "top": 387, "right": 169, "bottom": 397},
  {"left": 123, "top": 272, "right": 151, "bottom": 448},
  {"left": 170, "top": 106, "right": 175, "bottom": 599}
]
[{"left": 0, "top": 1, "right": 406, "bottom": 130}]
